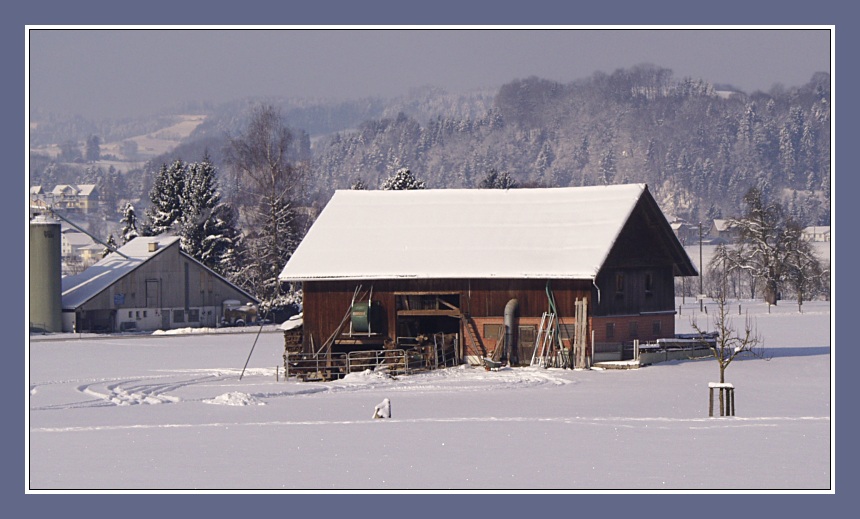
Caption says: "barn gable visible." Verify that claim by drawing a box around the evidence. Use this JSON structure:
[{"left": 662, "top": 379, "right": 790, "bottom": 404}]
[{"left": 61, "top": 236, "right": 257, "bottom": 332}]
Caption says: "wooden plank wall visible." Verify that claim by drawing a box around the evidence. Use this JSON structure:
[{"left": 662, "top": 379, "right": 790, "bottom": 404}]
[{"left": 301, "top": 278, "right": 594, "bottom": 352}]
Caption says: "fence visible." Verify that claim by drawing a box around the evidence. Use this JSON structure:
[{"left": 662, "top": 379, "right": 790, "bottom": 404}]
[
  {"left": 346, "top": 349, "right": 425, "bottom": 375},
  {"left": 285, "top": 349, "right": 427, "bottom": 381},
  {"left": 284, "top": 352, "right": 348, "bottom": 381}
]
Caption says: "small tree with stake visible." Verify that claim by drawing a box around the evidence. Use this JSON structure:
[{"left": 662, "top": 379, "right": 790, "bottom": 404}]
[{"left": 691, "top": 274, "right": 767, "bottom": 414}]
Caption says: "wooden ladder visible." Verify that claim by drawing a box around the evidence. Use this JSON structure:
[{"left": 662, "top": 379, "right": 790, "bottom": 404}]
[{"left": 461, "top": 314, "right": 487, "bottom": 358}]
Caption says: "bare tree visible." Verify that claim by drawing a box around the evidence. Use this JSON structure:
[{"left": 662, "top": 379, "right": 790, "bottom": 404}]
[
  {"left": 719, "top": 187, "right": 822, "bottom": 306},
  {"left": 782, "top": 220, "right": 826, "bottom": 312},
  {"left": 223, "top": 104, "right": 305, "bottom": 303},
  {"left": 692, "top": 293, "right": 766, "bottom": 383}
]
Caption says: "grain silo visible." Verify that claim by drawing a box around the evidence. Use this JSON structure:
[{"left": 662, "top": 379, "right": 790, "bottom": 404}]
[{"left": 29, "top": 215, "right": 63, "bottom": 332}]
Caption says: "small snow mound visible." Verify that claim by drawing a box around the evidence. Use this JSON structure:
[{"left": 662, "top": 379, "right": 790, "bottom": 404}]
[
  {"left": 152, "top": 327, "right": 215, "bottom": 335},
  {"left": 280, "top": 314, "right": 303, "bottom": 331},
  {"left": 203, "top": 392, "right": 265, "bottom": 406},
  {"left": 341, "top": 369, "right": 393, "bottom": 382}
]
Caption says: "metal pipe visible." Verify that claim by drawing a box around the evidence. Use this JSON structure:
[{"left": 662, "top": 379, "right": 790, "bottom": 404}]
[{"left": 504, "top": 299, "right": 519, "bottom": 365}]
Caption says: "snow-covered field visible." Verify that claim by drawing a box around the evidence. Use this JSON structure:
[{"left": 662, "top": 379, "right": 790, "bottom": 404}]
[{"left": 27, "top": 299, "right": 832, "bottom": 491}]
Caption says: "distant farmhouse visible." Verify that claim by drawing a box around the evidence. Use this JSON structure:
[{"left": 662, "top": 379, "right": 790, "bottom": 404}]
[
  {"left": 668, "top": 218, "right": 699, "bottom": 246},
  {"left": 705, "top": 219, "right": 740, "bottom": 244},
  {"left": 31, "top": 184, "right": 100, "bottom": 215},
  {"left": 802, "top": 226, "right": 831, "bottom": 242},
  {"left": 60, "top": 236, "right": 257, "bottom": 333},
  {"left": 279, "top": 184, "right": 697, "bottom": 370}
]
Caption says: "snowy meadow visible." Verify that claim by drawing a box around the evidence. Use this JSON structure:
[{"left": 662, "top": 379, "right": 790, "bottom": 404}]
[{"left": 27, "top": 299, "right": 832, "bottom": 491}]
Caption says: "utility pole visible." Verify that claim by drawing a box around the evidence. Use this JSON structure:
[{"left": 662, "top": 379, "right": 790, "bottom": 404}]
[{"left": 699, "top": 222, "right": 704, "bottom": 313}]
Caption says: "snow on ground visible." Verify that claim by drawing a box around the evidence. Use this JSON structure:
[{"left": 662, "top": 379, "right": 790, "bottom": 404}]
[{"left": 27, "top": 299, "right": 832, "bottom": 491}]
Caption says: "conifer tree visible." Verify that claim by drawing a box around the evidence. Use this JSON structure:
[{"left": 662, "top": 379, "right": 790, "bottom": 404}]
[
  {"left": 479, "top": 169, "right": 517, "bottom": 189},
  {"left": 145, "top": 160, "right": 186, "bottom": 235},
  {"left": 381, "top": 167, "right": 426, "bottom": 190},
  {"left": 144, "top": 155, "right": 242, "bottom": 276},
  {"left": 178, "top": 156, "right": 220, "bottom": 260},
  {"left": 120, "top": 202, "right": 139, "bottom": 244},
  {"left": 102, "top": 234, "right": 118, "bottom": 259}
]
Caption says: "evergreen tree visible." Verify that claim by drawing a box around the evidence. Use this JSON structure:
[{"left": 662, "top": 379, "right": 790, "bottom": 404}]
[
  {"left": 479, "top": 169, "right": 518, "bottom": 189},
  {"left": 200, "top": 202, "right": 244, "bottom": 278},
  {"left": 120, "top": 202, "right": 139, "bottom": 244},
  {"left": 145, "top": 160, "right": 186, "bottom": 235},
  {"left": 85, "top": 135, "right": 101, "bottom": 162},
  {"left": 178, "top": 156, "right": 220, "bottom": 260},
  {"left": 144, "top": 155, "right": 242, "bottom": 276},
  {"left": 240, "top": 196, "right": 296, "bottom": 303},
  {"left": 102, "top": 234, "right": 118, "bottom": 259},
  {"left": 599, "top": 149, "right": 616, "bottom": 185},
  {"left": 381, "top": 167, "right": 426, "bottom": 190}
]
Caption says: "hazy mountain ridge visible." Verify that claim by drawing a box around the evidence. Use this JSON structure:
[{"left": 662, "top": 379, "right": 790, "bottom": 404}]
[{"left": 29, "top": 65, "right": 831, "bottom": 226}]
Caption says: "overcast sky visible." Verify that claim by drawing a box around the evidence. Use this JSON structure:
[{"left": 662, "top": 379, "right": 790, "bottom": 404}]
[{"left": 27, "top": 28, "right": 831, "bottom": 120}]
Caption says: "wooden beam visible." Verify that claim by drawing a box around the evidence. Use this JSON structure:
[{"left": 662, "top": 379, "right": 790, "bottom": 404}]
[
  {"left": 397, "top": 309, "right": 461, "bottom": 317},
  {"left": 436, "top": 297, "right": 461, "bottom": 312}
]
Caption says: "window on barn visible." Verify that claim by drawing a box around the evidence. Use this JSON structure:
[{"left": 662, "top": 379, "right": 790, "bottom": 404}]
[
  {"left": 652, "top": 320, "right": 662, "bottom": 335},
  {"left": 519, "top": 325, "right": 537, "bottom": 345},
  {"left": 558, "top": 324, "right": 575, "bottom": 341},
  {"left": 188, "top": 309, "right": 200, "bottom": 322},
  {"left": 483, "top": 324, "right": 503, "bottom": 339},
  {"left": 173, "top": 310, "right": 185, "bottom": 323},
  {"left": 645, "top": 273, "right": 654, "bottom": 296},
  {"left": 628, "top": 321, "right": 638, "bottom": 339},
  {"left": 615, "top": 273, "right": 625, "bottom": 297},
  {"left": 606, "top": 322, "right": 615, "bottom": 340}
]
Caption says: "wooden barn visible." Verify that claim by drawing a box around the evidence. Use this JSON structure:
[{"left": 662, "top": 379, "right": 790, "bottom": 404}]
[{"left": 278, "top": 184, "right": 697, "bottom": 374}]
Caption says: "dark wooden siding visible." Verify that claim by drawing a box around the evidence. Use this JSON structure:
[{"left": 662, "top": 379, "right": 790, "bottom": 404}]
[
  {"left": 593, "top": 266, "right": 675, "bottom": 316},
  {"left": 591, "top": 196, "right": 683, "bottom": 317},
  {"left": 301, "top": 278, "right": 594, "bottom": 351}
]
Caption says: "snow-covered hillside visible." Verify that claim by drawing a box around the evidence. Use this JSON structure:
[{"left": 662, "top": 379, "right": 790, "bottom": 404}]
[{"left": 27, "top": 299, "right": 831, "bottom": 491}]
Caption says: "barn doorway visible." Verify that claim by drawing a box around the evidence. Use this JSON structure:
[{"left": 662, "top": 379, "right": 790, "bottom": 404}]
[
  {"left": 395, "top": 292, "right": 461, "bottom": 366},
  {"left": 395, "top": 293, "right": 461, "bottom": 338}
]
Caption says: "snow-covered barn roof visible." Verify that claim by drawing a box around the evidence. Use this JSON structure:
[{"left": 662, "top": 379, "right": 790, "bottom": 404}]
[
  {"left": 279, "top": 184, "right": 691, "bottom": 282},
  {"left": 61, "top": 235, "right": 258, "bottom": 310},
  {"left": 61, "top": 236, "right": 181, "bottom": 310}
]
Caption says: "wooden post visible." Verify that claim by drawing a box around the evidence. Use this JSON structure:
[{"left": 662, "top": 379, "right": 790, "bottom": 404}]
[
  {"left": 709, "top": 383, "right": 735, "bottom": 417},
  {"left": 729, "top": 387, "right": 735, "bottom": 416},
  {"left": 709, "top": 387, "right": 714, "bottom": 417}
]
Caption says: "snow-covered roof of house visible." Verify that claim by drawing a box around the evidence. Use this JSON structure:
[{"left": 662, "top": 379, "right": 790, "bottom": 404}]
[
  {"left": 712, "top": 219, "right": 734, "bottom": 232},
  {"left": 279, "top": 184, "right": 684, "bottom": 281},
  {"left": 77, "top": 184, "right": 97, "bottom": 196},
  {"left": 62, "top": 232, "right": 96, "bottom": 248},
  {"left": 61, "top": 236, "right": 181, "bottom": 310},
  {"left": 52, "top": 184, "right": 78, "bottom": 196}
]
